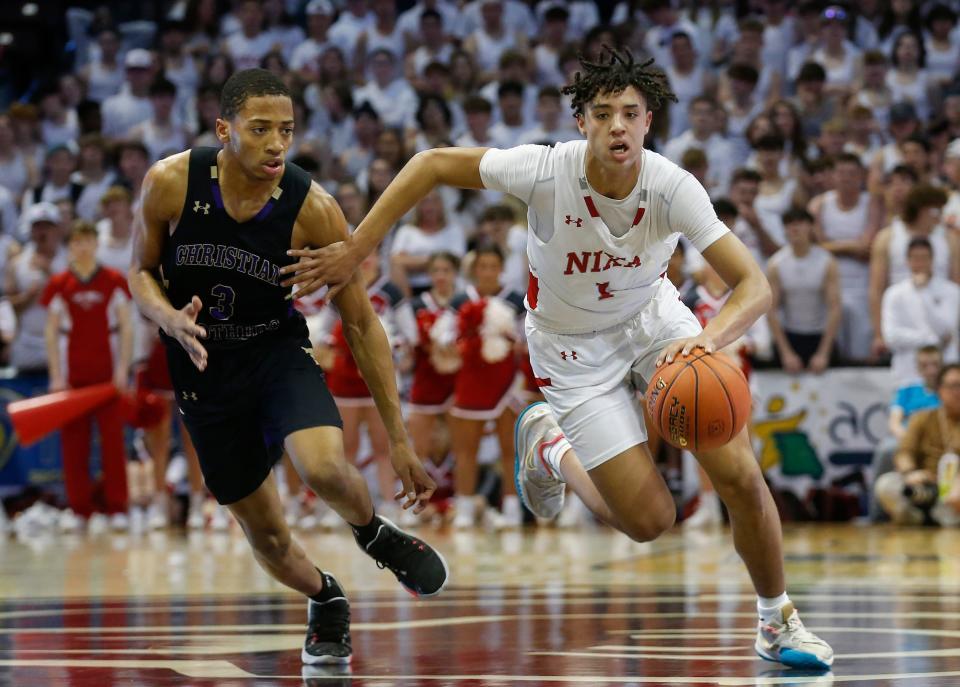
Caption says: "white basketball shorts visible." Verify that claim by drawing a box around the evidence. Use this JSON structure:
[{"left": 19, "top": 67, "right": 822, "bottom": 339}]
[{"left": 525, "top": 279, "right": 701, "bottom": 471}]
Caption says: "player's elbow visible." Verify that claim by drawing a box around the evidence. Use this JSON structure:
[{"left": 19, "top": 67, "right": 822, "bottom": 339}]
[{"left": 751, "top": 273, "right": 772, "bottom": 314}]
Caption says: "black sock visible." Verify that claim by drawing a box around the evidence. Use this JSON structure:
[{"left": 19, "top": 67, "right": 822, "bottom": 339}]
[
  {"left": 350, "top": 511, "right": 382, "bottom": 548},
  {"left": 309, "top": 570, "right": 343, "bottom": 604}
]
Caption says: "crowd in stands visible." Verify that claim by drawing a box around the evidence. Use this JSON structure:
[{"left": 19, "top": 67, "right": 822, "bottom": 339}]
[{"left": 2, "top": 0, "right": 960, "bottom": 534}]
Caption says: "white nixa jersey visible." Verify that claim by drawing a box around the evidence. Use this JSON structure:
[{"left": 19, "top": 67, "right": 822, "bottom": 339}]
[{"left": 479, "top": 141, "right": 729, "bottom": 334}]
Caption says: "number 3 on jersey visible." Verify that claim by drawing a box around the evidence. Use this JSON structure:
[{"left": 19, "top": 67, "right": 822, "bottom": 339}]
[{"left": 210, "top": 284, "right": 235, "bottom": 320}]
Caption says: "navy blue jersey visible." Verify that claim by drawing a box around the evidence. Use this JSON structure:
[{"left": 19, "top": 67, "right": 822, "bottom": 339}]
[{"left": 160, "top": 147, "right": 311, "bottom": 351}]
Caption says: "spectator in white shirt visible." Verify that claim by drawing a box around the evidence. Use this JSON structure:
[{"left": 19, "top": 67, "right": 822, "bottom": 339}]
[
  {"left": 339, "top": 103, "right": 381, "bottom": 178},
  {"left": 398, "top": 0, "right": 461, "bottom": 47},
  {"left": 409, "top": 95, "right": 453, "bottom": 153},
  {"left": 531, "top": 5, "right": 568, "bottom": 87},
  {"left": 21, "top": 145, "right": 82, "bottom": 233},
  {"left": 38, "top": 88, "right": 79, "bottom": 148},
  {"left": 767, "top": 207, "right": 842, "bottom": 373},
  {"left": 882, "top": 236, "right": 960, "bottom": 383},
  {"left": 943, "top": 138, "right": 960, "bottom": 232},
  {"left": 663, "top": 96, "right": 736, "bottom": 197},
  {"left": 289, "top": 0, "right": 335, "bottom": 81},
  {"left": 352, "top": 49, "right": 418, "bottom": 130},
  {"left": 455, "top": 96, "right": 497, "bottom": 148},
  {"left": 390, "top": 190, "right": 466, "bottom": 297},
  {"left": 100, "top": 49, "right": 155, "bottom": 138},
  {"left": 517, "top": 87, "right": 580, "bottom": 145},
  {"left": 463, "top": 0, "right": 528, "bottom": 81},
  {"left": 328, "top": 0, "right": 373, "bottom": 69},
  {"left": 488, "top": 82, "right": 528, "bottom": 148},
  {"left": 665, "top": 31, "right": 715, "bottom": 140},
  {"left": 261, "top": 0, "right": 305, "bottom": 64},
  {"left": 354, "top": 0, "right": 405, "bottom": 74},
  {"left": 115, "top": 141, "right": 150, "bottom": 207},
  {"left": 404, "top": 9, "right": 454, "bottom": 90},
  {"left": 127, "top": 78, "right": 188, "bottom": 163},
  {"left": 73, "top": 134, "right": 116, "bottom": 222},
  {"left": 478, "top": 50, "right": 538, "bottom": 126},
  {"left": 871, "top": 183, "right": 959, "bottom": 359},
  {"left": 78, "top": 27, "right": 125, "bottom": 104},
  {"left": 223, "top": 0, "right": 275, "bottom": 71},
  {"left": 729, "top": 167, "right": 781, "bottom": 266},
  {"left": 94, "top": 185, "right": 134, "bottom": 274}
]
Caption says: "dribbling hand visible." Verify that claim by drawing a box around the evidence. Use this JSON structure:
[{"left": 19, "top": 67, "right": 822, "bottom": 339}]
[
  {"left": 656, "top": 333, "right": 716, "bottom": 367},
  {"left": 390, "top": 442, "right": 436, "bottom": 514},
  {"left": 166, "top": 296, "right": 208, "bottom": 371},
  {"left": 280, "top": 240, "right": 358, "bottom": 300}
]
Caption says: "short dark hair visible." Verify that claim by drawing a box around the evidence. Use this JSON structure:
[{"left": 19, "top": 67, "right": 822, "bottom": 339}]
[
  {"left": 561, "top": 45, "right": 677, "bottom": 115},
  {"left": 428, "top": 251, "right": 461, "bottom": 271},
  {"left": 149, "top": 77, "right": 178, "bottom": 98},
  {"left": 538, "top": 85, "right": 561, "bottom": 101},
  {"left": 462, "top": 95, "right": 493, "bottom": 114},
  {"left": 936, "top": 363, "right": 960, "bottom": 387},
  {"left": 797, "top": 61, "right": 827, "bottom": 83},
  {"left": 497, "top": 81, "right": 525, "bottom": 99},
  {"left": 864, "top": 49, "right": 888, "bottom": 66},
  {"left": 421, "top": 8, "right": 442, "bottom": 23},
  {"left": 903, "top": 184, "right": 948, "bottom": 223},
  {"left": 473, "top": 241, "right": 505, "bottom": 265},
  {"left": 755, "top": 133, "right": 785, "bottom": 151},
  {"left": 480, "top": 204, "right": 516, "bottom": 223},
  {"left": 782, "top": 206, "right": 814, "bottom": 225},
  {"left": 903, "top": 133, "right": 931, "bottom": 152},
  {"left": 713, "top": 198, "right": 738, "bottom": 219},
  {"left": 833, "top": 152, "right": 863, "bottom": 168},
  {"left": 918, "top": 344, "right": 943, "bottom": 358},
  {"left": 732, "top": 168, "right": 762, "bottom": 185},
  {"left": 416, "top": 94, "right": 452, "bottom": 129},
  {"left": 890, "top": 164, "right": 919, "bottom": 183},
  {"left": 219, "top": 68, "right": 290, "bottom": 119},
  {"left": 727, "top": 62, "right": 759, "bottom": 84},
  {"left": 907, "top": 236, "right": 933, "bottom": 254}
]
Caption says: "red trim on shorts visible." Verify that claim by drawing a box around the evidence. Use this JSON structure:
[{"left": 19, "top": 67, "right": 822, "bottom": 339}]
[{"left": 534, "top": 376, "right": 552, "bottom": 387}]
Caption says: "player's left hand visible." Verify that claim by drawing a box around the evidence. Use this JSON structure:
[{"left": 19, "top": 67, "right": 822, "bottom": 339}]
[
  {"left": 656, "top": 333, "right": 716, "bottom": 367},
  {"left": 390, "top": 442, "right": 436, "bottom": 514},
  {"left": 281, "top": 240, "right": 359, "bottom": 300}
]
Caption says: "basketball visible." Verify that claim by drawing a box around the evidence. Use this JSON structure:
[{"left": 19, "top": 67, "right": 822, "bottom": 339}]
[{"left": 645, "top": 350, "right": 751, "bottom": 451}]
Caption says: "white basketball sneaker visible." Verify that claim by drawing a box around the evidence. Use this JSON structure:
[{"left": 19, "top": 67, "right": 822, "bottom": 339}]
[
  {"left": 755, "top": 602, "right": 834, "bottom": 670},
  {"left": 513, "top": 402, "right": 567, "bottom": 520}
]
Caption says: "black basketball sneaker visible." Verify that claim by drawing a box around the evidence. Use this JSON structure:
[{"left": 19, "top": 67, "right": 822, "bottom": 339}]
[
  {"left": 302, "top": 574, "right": 352, "bottom": 665},
  {"left": 358, "top": 516, "right": 449, "bottom": 597}
]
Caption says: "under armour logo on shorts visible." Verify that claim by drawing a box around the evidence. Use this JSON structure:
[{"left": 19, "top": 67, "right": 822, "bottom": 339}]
[
  {"left": 564, "top": 215, "right": 583, "bottom": 227},
  {"left": 181, "top": 390, "right": 198, "bottom": 401},
  {"left": 560, "top": 350, "right": 578, "bottom": 361},
  {"left": 193, "top": 201, "right": 210, "bottom": 215}
]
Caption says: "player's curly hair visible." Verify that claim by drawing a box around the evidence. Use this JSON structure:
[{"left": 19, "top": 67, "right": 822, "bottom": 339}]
[{"left": 561, "top": 46, "right": 677, "bottom": 115}]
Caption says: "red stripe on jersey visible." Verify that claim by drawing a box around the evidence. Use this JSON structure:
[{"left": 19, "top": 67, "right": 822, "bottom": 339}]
[
  {"left": 534, "top": 376, "right": 552, "bottom": 387},
  {"left": 583, "top": 195, "right": 600, "bottom": 217},
  {"left": 633, "top": 207, "right": 646, "bottom": 225},
  {"left": 527, "top": 271, "right": 539, "bottom": 310}
]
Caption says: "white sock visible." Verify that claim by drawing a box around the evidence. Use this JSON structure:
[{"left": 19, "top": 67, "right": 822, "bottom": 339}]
[
  {"left": 757, "top": 592, "right": 790, "bottom": 623},
  {"left": 456, "top": 495, "right": 475, "bottom": 520},
  {"left": 542, "top": 436, "right": 572, "bottom": 480}
]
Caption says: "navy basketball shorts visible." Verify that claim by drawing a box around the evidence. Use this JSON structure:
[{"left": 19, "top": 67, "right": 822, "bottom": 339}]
[{"left": 166, "top": 335, "right": 343, "bottom": 505}]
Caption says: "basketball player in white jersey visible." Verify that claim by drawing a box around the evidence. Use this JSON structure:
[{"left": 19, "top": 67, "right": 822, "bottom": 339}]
[{"left": 282, "top": 47, "right": 834, "bottom": 670}]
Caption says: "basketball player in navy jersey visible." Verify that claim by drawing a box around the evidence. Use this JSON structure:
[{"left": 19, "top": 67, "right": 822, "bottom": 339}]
[
  {"left": 282, "top": 48, "right": 834, "bottom": 670},
  {"left": 128, "top": 69, "right": 448, "bottom": 665}
]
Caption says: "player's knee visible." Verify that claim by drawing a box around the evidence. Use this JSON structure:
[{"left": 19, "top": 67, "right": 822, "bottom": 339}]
[
  {"left": 249, "top": 525, "right": 292, "bottom": 561},
  {"left": 621, "top": 505, "right": 676, "bottom": 543},
  {"left": 300, "top": 455, "right": 349, "bottom": 497},
  {"left": 712, "top": 464, "right": 765, "bottom": 505}
]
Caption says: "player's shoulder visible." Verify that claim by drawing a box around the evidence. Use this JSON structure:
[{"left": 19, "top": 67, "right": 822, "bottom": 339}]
[
  {"left": 644, "top": 150, "right": 691, "bottom": 191},
  {"left": 143, "top": 150, "right": 191, "bottom": 213},
  {"left": 295, "top": 181, "right": 348, "bottom": 246}
]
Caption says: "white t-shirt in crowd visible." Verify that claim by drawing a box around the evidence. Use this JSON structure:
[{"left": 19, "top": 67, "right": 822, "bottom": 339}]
[
  {"left": 390, "top": 222, "right": 467, "bottom": 290},
  {"left": 479, "top": 140, "right": 729, "bottom": 333}
]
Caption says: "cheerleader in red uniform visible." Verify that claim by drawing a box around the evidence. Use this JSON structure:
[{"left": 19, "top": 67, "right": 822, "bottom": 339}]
[
  {"left": 313, "top": 253, "right": 409, "bottom": 518},
  {"left": 403, "top": 252, "right": 460, "bottom": 517},
  {"left": 440, "top": 244, "right": 525, "bottom": 528}
]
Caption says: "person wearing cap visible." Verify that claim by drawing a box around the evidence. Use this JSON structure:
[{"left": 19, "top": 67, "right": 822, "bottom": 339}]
[
  {"left": 5, "top": 202, "right": 67, "bottom": 375},
  {"left": 289, "top": 0, "right": 335, "bottom": 80},
  {"left": 942, "top": 139, "right": 960, "bottom": 231},
  {"left": 810, "top": 5, "right": 862, "bottom": 98},
  {"left": 100, "top": 48, "right": 155, "bottom": 137}
]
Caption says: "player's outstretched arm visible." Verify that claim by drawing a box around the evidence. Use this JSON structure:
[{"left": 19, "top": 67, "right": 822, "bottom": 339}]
[
  {"left": 129, "top": 154, "right": 209, "bottom": 371},
  {"left": 294, "top": 186, "right": 436, "bottom": 512},
  {"left": 281, "top": 147, "right": 489, "bottom": 298}
]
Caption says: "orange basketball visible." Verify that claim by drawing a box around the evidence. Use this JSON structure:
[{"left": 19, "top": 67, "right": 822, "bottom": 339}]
[{"left": 645, "top": 350, "right": 751, "bottom": 451}]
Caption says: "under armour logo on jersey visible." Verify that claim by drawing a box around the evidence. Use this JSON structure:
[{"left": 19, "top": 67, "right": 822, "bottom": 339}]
[
  {"left": 564, "top": 215, "right": 583, "bottom": 227},
  {"left": 181, "top": 390, "right": 198, "bottom": 401},
  {"left": 560, "top": 350, "right": 578, "bottom": 361},
  {"left": 193, "top": 201, "right": 210, "bottom": 215}
]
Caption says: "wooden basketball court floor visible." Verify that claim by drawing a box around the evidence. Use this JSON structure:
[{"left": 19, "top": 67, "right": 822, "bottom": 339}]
[{"left": 1, "top": 523, "right": 959, "bottom": 686}]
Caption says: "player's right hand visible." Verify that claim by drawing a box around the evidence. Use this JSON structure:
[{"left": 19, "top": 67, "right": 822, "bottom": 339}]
[
  {"left": 389, "top": 442, "right": 436, "bottom": 514},
  {"left": 167, "top": 296, "right": 208, "bottom": 371}
]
